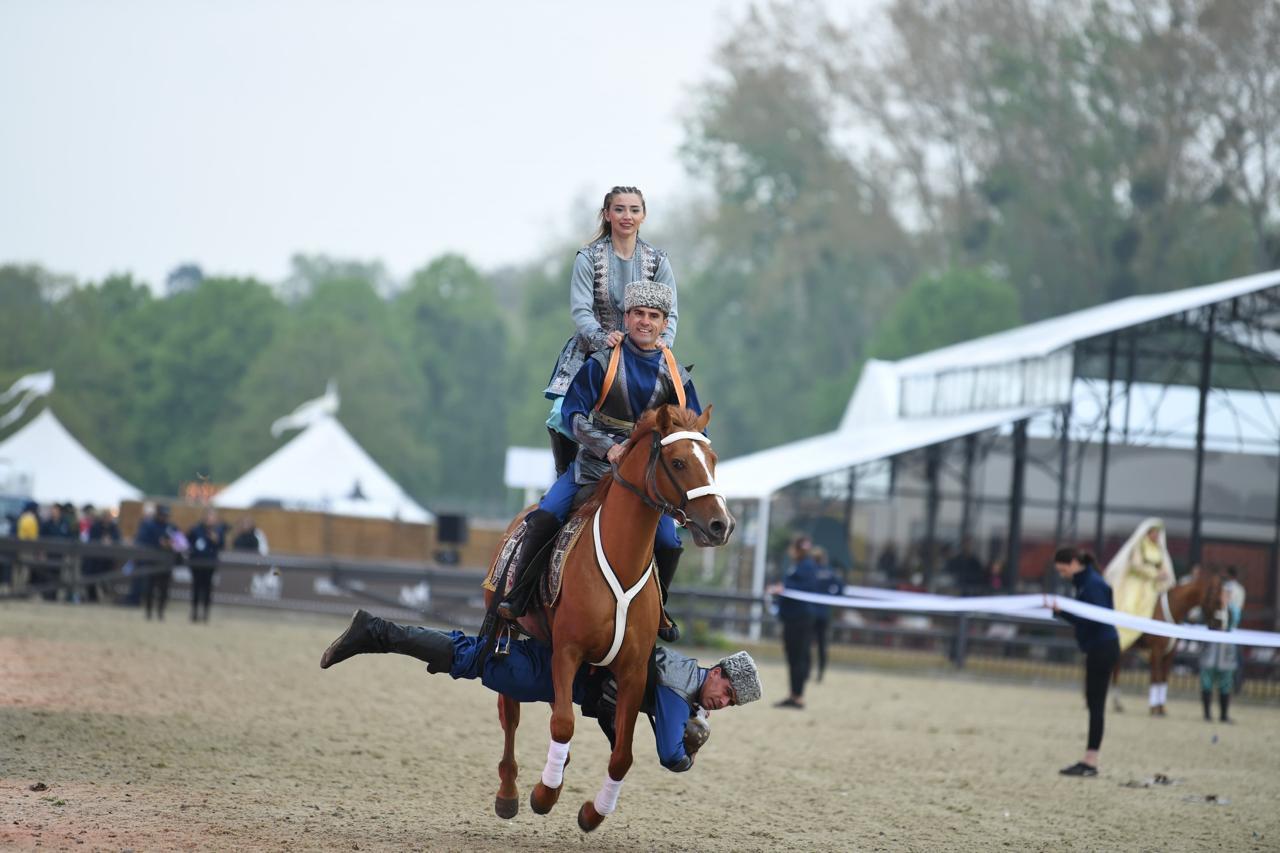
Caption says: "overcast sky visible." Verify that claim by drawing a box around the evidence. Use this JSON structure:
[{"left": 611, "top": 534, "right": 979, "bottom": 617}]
[{"left": 0, "top": 1, "right": 802, "bottom": 290}]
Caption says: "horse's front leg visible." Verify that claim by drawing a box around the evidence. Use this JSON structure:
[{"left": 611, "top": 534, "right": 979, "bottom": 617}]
[
  {"left": 578, "top": 670, "right": 644, "bottom": 832},
  {"left": 530, "top": 645, "right": 579, "bottom": 815},
  {"left": 495, "top": 694, "right": 520, "bottom": 819}
]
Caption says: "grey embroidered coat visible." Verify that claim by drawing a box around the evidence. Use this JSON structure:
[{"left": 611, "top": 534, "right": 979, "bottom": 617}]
[{"left": 544, "top": 236, "right": 678, "bottom": 398}]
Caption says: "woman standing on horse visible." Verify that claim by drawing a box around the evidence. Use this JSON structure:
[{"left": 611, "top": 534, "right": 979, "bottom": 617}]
[
  {"left": 1104, "top": 518, "right": 1175, "bottom": 710},
  {"left": 544, "top": 186, "right": 679, "bottom": 475},
  {"left": 1049, "top": 547, "right": 1121, "bottom": 777}
]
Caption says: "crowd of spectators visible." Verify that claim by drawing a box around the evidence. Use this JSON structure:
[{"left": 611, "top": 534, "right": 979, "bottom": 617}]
[{"left": 2, "top": 500, "right": 266, "bottom": 621}]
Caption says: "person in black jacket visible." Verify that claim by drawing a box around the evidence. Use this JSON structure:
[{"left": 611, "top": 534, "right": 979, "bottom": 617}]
[
  {"left": 770, "top": 535, "right": 821, "bottom": 709},
  {"left": 1048, "top": 547, "right": 1120, "bottom": 777},
  {"left": 187, "top": 509, "right": 226, "bottom": 622}
]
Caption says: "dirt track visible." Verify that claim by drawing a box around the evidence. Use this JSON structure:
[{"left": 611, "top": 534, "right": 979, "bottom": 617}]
[{"left": 2, "top": 600, "right": 1277, "bottom": 852}]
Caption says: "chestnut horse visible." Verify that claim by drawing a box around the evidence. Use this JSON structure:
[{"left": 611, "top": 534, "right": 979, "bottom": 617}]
[
  {"left": 1114, "top": 567, "right": 1224, "bottom": 715},
  {"left": 482, "top": 404, "right": 733, "bottom": 832}
]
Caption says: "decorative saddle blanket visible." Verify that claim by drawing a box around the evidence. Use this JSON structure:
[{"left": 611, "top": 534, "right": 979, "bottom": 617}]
[
  {"left": 482, "top": 513, "right": 588, "bottom": 609},
  {"left": 542, "top": 515, "right": 587, "bottom": 609}
]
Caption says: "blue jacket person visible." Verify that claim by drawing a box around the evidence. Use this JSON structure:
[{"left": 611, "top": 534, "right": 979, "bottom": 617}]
[{"left": 320, "top": 610, "right": 762, "bottom": 770}]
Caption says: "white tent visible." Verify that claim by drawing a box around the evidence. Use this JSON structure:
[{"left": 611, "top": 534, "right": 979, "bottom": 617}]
[
  {"left": 0, "top": 408, "right": 142, "bottom": 507},
  {"left": 214, "top": 415, "right": 433, "bottom": 523}
]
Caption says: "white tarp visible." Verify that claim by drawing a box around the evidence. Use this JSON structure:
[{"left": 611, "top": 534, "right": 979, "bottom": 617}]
[
  {"left": 504, "top": 446, "right": 556, "bottom": 491},
  {"left": 0, "top": 408, "right": 142, "bottom": 507},
  {"left": 778, "top": 586, "right": 1280, "bottom": 648},
  {"left": 214, "top": 415, "right": 432, "bottom": 523}
]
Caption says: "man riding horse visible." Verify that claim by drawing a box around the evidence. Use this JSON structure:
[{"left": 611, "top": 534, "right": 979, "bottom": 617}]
[
  {"left": 320, "top": 609, "right": 762, "bottom": 771},
  {"left": 499, "top": 279, "right": 702, "bottom": 641}
]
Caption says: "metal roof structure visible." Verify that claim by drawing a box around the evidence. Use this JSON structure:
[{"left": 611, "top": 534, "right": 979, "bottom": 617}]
[{"left": 712, "top": 268, "right": 1280, "bottom": 636}]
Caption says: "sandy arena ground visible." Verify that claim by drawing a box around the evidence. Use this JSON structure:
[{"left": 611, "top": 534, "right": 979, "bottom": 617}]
[{"left": 2, "top": 600, "right": 1278, "bottom": 852}]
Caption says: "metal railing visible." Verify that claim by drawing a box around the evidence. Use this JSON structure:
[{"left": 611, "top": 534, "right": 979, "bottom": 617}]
[{"left": 3, "top": 537, "right": 1274, "bottom": 699}]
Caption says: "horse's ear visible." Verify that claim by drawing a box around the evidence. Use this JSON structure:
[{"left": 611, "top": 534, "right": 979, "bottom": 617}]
[
  {"left": 656, "top": 404, "right": 673, "bottom": 433},
  {"left": 693, "top": 404, "right": 713, "bottom": 433}
]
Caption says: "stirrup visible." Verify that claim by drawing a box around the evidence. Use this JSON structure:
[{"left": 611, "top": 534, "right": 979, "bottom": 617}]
[{"left": 493, "top": 624, "right": 514, "bottom": 658}]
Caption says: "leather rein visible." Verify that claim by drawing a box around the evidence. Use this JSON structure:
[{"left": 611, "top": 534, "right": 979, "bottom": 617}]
[{"left": 609, "top": 428, "right": 722, "bottom": 541}]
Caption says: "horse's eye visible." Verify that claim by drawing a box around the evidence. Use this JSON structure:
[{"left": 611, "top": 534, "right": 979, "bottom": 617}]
[{"left": 672, "top": 459, "right": 686, "bottom": 470}]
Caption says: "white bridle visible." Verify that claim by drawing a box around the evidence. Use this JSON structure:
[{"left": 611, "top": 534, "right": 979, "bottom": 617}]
[{"left": 658, "top": 430, "right": 724, "bottom": 501}]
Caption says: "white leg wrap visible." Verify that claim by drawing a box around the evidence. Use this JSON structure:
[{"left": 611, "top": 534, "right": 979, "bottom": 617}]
[
  {"left": 1157, "top": 683, "right": 1168, "bottom": 706},
  {"left": 1148, "top": 684, "right": 1160, "bottom": 707},
  {"left": 593, "top": 774, "right": 624, "bottom": 816},
  {"left": 541, "top": 739, "right": 570, "bottom": 789}
]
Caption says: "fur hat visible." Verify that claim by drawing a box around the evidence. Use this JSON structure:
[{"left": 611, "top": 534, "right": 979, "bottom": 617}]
[
  {"left": 623, "top": 280, "right": 673, "bottom": 316},
  {"left": 716, "top": 651, "right": 762, "bottom": 706}
]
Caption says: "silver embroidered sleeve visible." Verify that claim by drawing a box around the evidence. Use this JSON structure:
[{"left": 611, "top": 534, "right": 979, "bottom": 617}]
[
  {"left": 571, "top": 413, "right": 617, "bottom": 459},
  {"left": 570, "top": 253, "right": 607, "bottom": 344}
]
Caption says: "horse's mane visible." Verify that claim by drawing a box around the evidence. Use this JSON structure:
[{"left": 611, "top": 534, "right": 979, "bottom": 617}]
[{"left": 575, "top": 405, "right": 702, "bottom": 519}]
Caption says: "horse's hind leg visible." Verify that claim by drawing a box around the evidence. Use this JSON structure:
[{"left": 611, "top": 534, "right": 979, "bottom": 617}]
[
  {"left": 578, "top": 672, "right": 644, "bottom": 833},
  {"left": 494, "top": 694, "right": 520, "bottom": 819},
  {"left": 1149, "top": 646, "right": 1168, "bottom": 716}
]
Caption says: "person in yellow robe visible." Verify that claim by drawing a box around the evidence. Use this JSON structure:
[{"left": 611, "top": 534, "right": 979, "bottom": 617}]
[
  {"left": 1103, "top": 518, "right": 1175, "bottom": 711},
  {"left": 1104, "top": 519, "right": 1175, "bottom": 649}
]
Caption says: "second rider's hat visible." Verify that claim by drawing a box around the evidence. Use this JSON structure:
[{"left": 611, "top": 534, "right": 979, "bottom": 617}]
[{"left": 623, "top": 280, "right": 673, "bottom": 316}]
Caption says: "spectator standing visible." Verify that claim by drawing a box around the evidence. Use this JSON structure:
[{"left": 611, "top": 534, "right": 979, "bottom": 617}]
[
  {"left": 78, "top": 504, "right": 94, "bottom": 541},
  {"left": 187, "top": 509, "right": 226, "bottom": 622},
  {"left": 37, "top": 502, "right": 74, "bottom": 601},
  {"left": 231, "top": 516, "right": 267, "bottom": 555},
  {"left": 1223, "top": 567, "right": 1247, "bottom": 695},
  {"left": 1199, "top": 584, "right": 1240, "bottom": 723},
  {"left": 83, "top": 507, "right": 121, "bottom": 602},
  {"left": 771, "top": 535, "right": 821, "bottom": 709},
  {"left": 16, "top": 501, "right": 39, "bottom": 541},
  {"left": 946, "top": 537, "right": 986, "bottom": 596},
  {"left": 875, "top": 543, "right": 900, "bottom": 584},
  {"left": 135, "top": 504, "right": 175, "bottom": 620},
  {"left": 810, "top": 546, "right": 842, "bottom": 683},
  {"left": 1048, "top": 547, "right": 1120, "bottom": 777}
]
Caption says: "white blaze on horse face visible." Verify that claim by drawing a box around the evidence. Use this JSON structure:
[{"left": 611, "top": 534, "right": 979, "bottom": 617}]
[{"left": 687, "top": 441, "right": 729, "bottom": 516}]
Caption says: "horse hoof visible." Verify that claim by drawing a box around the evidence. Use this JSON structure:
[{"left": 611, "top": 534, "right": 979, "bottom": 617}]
[
  {"left": 577, "top": 801, "right": 605, "bottom": 833},
  {"left": 494, "top": 795, "right": 519, "bottom": 820},
  {"left": 530, "top": 782, "right": 560, "bottom": 815}
]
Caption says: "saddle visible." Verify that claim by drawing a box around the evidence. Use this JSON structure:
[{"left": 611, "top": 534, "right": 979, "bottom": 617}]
[{"left": 483, "top": 490, "right": 596, "bottom": 609}]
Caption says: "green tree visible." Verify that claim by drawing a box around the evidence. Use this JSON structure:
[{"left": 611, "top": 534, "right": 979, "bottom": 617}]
[
  {"left": 213, "top": 270, "right": 433, "bottom": 503},
  {"left": 869, "top": 268, "right": 1022, "bottom": 359},
  {"left": 678, "top": 30, "right": 914, "bottom": 454},
  {"left": 396, "top": 254, "right": 508, "bottom": 508}
]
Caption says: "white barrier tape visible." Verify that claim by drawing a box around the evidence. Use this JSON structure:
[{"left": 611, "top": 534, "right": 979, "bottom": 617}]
[{"left": 777, "top": 589, "right": 1280, "bottom": 648}]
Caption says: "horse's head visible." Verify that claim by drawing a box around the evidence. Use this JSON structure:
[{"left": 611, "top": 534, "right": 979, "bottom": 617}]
[
  {"left": 1197, "top": 567, "right": 1226, "bottom": 628},
  {"left": 620, "top": 404, "right": 735, "bottom": 548}
]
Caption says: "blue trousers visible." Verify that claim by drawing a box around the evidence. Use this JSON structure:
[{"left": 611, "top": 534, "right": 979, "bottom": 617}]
[
  {"left": 539, "top": 464, "right": 681, "bottom": 550},
  {"left": 447, "top": 631, "right": 590, "bottom": 704}
]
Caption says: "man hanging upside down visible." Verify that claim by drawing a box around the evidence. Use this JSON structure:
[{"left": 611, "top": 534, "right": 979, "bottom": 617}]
[{"left": 320, "top": 609, "right": 762, "bottom": 771}]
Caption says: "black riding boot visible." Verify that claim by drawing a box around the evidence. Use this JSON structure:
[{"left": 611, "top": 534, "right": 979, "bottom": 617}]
[
  {"left": 1202, "top": 690, "right": 1212, "bottom": 721},
  {"left": 1219, "top": 691, "right": 1231, "bottom": 723},
  {"left": 655, "top": 546, "right": 683, "bottom": 643},
  {"left": 320, "top": 609, "right": 455, "bottom": 673},
  {"left": 496, "top": 509, "right": 562, "bottom": 620},
  {"left": 548, "top": 428, "right": 578, "bottom": 478}
]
